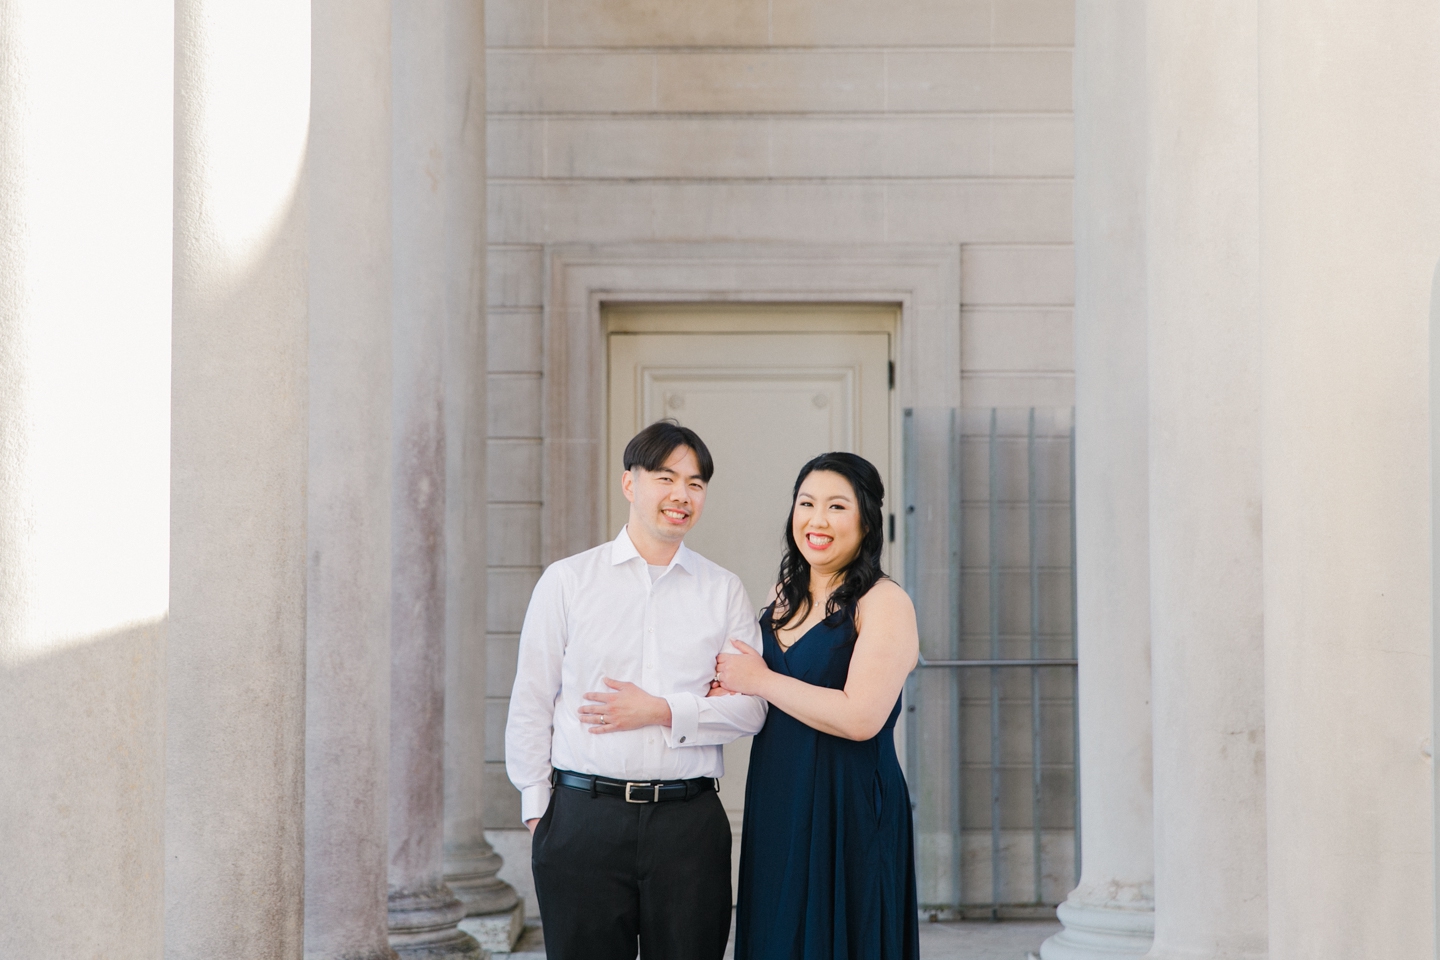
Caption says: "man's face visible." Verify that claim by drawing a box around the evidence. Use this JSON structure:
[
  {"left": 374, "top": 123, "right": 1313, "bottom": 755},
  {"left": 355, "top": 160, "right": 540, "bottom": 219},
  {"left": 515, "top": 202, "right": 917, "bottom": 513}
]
[{"left": 622, "top": 445, "right": 708, "bottom": 545}]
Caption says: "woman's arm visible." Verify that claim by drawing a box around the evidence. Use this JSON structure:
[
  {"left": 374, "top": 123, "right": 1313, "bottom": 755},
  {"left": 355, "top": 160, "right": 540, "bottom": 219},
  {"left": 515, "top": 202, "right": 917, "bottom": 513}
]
[{"left": 715, "top": 580, "right": 919, "bottom": 741}]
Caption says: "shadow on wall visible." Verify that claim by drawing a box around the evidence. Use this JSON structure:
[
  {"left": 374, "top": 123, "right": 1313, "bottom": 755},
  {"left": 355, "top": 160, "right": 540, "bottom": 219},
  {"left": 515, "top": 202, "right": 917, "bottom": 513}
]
[{"left": 0, "top": 618, "right": 167, "bottom": 960}]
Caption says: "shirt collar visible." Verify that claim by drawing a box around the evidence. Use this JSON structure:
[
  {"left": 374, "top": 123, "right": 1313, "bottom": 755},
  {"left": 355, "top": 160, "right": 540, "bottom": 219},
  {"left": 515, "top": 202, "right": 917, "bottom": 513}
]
[{"left": 611, "top": 526, "right": 696, "bottom": 575}]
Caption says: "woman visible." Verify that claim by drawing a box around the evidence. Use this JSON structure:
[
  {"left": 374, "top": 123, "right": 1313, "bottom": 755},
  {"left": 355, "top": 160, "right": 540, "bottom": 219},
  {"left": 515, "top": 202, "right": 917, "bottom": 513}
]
[{"left": 713, "top": 452, "right": 920, "bottom": 960}]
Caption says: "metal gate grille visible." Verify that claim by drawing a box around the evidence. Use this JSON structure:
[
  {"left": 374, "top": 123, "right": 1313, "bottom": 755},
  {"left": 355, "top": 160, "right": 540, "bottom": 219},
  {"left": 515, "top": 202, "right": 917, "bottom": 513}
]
[{"left": 901, "top": 407, "right": 1078, "bottom": 920}]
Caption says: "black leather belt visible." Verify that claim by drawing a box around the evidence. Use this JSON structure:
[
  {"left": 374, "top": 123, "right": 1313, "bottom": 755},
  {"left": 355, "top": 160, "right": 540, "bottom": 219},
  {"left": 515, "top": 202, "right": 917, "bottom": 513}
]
[{"left": 552, "top": 769, "right": 717, "bottom": 804}]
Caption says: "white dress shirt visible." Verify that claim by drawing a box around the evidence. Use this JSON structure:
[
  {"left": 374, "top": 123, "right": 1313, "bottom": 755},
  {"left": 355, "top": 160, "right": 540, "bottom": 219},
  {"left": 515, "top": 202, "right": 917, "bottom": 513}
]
[{"left": 505, "top": 527, "right": 769, "bottom": 822}]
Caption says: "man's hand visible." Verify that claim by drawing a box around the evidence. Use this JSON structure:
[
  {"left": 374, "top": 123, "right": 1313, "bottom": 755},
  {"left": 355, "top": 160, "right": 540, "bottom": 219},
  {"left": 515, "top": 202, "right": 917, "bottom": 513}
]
[
  {"left": 526, "top": 818, "right": 539, "bottom": 835},
  {"left": 578, "top": 678, "right": 672, "bottom": 733}
]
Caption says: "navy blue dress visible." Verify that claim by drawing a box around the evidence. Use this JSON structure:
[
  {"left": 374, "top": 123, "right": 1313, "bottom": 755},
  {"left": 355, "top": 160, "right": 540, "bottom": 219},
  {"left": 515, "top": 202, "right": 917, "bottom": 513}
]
[{"left": 733, "top": 603, "right": 920, "bottom": 960}]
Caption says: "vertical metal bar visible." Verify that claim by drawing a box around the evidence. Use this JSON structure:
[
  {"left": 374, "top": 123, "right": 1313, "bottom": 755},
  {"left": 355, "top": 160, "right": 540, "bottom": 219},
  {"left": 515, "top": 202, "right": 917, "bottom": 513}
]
[
  {"left": 987, "top": 408, "right": 1002, "bottom": 919},
  {"left": 903, "top": 409, "right": 920, "bottom": 810},
  {"left": 1070, "top": 409, "right": 1082, "bottom": 883},
  {"left": 948, "top": 408, "right": 963, "bottom": 911},
  {"left": 1029, "top": 409, "right": 1043, "bottom": 905}
]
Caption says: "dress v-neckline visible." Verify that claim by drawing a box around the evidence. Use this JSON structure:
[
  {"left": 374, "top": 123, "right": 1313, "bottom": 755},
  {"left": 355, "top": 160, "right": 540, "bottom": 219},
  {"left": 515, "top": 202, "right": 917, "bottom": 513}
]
[{"left": 771, "top": 608, "right": 831, "bottom": 658}]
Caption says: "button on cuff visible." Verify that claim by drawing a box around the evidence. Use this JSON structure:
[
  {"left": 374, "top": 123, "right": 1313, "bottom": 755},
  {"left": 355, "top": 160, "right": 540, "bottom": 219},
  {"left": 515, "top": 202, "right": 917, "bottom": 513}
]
[{"left": 663, "top": 693, "right": 699, "bottom": 748}]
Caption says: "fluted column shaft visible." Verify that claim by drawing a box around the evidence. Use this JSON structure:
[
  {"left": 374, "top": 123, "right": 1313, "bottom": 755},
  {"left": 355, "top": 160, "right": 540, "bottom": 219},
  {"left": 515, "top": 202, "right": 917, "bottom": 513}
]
[
  {"left": 1144, "top": 3, "right": 1268, "bottom": 958},
  {"left": 387, "top": 2, "right": 484, "bottom": 957},
  {"left": 1042, "top": 3, "right": 1155, "bottom": 958},
  {"left": 305, "top": 2, "right": 398, "bottom": 959},
  {"left": 168, "top": 0, "right": 310, "bottom": 956},
  {"left": 437, "top": 0, "right": 523, "bottom": 951},
  {"left": 1259, "top": 1, "right": 1440, "bottom": 956},
  {"left": 0, "top": 1, "right": 171, "bottom": 956}
]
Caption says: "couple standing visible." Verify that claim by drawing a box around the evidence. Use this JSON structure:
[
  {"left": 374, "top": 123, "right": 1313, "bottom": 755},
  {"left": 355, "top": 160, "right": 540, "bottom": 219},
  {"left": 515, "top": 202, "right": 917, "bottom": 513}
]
[{"left": 505, "top": 421, "right": 920, "bottom": 960}]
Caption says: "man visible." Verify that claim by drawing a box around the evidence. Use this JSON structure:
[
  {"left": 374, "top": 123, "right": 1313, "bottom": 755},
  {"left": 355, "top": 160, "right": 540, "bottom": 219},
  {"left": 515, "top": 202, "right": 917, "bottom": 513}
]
[{"left": 505, "top": 420, "right": 767, "bottom": 960}]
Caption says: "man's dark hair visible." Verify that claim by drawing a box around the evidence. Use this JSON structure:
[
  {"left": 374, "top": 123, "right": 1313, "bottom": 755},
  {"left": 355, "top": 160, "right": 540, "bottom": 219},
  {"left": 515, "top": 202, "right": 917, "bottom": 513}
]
[{"left": 623, "top": 420, "right": 714, "bottom": 483}]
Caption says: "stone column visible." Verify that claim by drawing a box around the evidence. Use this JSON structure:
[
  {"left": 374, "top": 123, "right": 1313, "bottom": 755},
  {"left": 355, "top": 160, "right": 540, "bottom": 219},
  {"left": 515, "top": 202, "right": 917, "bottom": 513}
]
[
  {"left": 1042, "top": 2, "right": 1155, "bottom": 957},
  {"left": 1143, "top": 3, "right": 1268, "bottom": 958},
  {"left": 168, "top": 0, "right": 310, "bottom": 956},
  {"left": 387, "top": 2, "right": 484, "bottom": 957},
  {"left": 1259, "top": 1, "right": 1440, "bottom": 956},
  {"left": 438, "top": 0, "right": 526, "bottom": 951},
  {"left": 0, "top": 2, "right": 170, "bottom": 957},
  {"left": 305, "top": 2, "right": 397, "bottom": 959}
]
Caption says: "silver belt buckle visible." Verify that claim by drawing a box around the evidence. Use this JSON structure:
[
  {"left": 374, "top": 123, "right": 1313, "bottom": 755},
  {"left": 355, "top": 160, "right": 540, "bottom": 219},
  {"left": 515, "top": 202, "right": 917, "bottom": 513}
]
[{"left": 625, "top": 781, "right": 660, "bottom": 803}]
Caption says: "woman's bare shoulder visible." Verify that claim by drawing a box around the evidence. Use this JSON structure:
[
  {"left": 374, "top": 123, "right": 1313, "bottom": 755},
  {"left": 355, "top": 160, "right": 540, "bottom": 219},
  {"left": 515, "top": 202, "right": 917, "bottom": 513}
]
[
  {"left": 854, "top": 580, "right": 919, "bottom": 667},
  {"left": 855, "top": 578, "right": 916, "bottom": 628},
  {"left": 858, "top": 577, "right": 912, "bottom": 610}
]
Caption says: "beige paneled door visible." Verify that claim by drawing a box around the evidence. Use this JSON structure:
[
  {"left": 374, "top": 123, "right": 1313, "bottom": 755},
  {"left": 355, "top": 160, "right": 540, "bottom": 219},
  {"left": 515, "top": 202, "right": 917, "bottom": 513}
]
[{"left": 606, "top": 303, "right": 895, "bottom": 894}]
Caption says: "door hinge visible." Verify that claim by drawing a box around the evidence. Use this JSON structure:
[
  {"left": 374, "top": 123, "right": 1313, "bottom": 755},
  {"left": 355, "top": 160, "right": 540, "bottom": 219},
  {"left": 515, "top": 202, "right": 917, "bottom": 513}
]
[{"left": 888, "top": 361, "right": 895, "bottom": 389}]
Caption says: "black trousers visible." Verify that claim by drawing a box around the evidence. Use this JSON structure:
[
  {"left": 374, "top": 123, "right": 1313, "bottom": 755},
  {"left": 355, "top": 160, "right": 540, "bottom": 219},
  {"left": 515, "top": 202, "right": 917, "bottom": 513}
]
[{"left": 531, "top": 781, "right": 732, "bottom": 960}]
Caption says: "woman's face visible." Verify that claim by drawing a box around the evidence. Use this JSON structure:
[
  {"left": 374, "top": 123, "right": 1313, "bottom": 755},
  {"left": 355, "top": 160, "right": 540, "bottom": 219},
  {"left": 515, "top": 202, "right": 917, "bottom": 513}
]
[{"left": 791, "top": 469, "right": 864, "bottom": 577}]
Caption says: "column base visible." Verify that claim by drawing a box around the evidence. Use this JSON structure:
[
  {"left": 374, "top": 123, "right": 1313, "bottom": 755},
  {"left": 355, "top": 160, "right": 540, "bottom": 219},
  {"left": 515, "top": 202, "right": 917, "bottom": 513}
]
[
  {"left": 446, "top": 839, "right": 524, "bottom": 952},
  {"left": 388, "top": 885, "right": 488, "bottom": 960},
  {"left": 446, "top": 840, "right": 522, "bottom": 916},
  {"left": 458, "top": 901, "right": 525, "bottom": 954},
  {"left": 1040, "top": 899, "right": 1154, "bottom": 960}
]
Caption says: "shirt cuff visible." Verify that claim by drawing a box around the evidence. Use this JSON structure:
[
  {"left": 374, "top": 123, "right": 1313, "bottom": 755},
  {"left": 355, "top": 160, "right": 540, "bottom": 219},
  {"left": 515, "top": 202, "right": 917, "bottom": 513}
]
[
  {"left": 663, "top": 692, "right": 699, "bottom": 747},
  {"left": 520, "top": 783, "right": 552, "bottom": 823}
]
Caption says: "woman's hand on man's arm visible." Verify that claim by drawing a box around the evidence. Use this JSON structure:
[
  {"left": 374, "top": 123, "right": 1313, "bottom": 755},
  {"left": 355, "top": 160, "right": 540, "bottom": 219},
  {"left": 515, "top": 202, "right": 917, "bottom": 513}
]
[{"left": 714, "top": 641, "right": 775, "bottom": 698}]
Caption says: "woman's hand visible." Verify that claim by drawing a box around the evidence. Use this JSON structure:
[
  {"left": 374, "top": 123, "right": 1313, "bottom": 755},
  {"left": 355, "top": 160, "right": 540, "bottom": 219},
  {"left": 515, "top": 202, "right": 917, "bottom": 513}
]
[{"left": 715, "top": 641, "right": 771, "bottom": 697}]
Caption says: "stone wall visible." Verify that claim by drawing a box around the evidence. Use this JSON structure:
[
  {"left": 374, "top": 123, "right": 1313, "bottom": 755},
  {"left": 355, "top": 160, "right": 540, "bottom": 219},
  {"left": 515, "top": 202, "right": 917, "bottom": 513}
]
[{"left": 481, "top": 0, "right": 1079, "bottom": 839}]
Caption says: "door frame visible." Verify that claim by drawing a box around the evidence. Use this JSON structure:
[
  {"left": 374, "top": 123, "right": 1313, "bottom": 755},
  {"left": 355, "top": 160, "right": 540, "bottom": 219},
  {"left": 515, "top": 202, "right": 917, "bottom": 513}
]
[{"left": 541, "top": 242, "right": 963, "bottom": 583}]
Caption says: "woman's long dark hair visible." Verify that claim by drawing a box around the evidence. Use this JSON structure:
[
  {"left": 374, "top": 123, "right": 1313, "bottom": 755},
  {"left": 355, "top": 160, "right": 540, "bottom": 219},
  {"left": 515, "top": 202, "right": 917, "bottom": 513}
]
[{"left": 770, "top": 452, "right": 888, "bottom": 631}]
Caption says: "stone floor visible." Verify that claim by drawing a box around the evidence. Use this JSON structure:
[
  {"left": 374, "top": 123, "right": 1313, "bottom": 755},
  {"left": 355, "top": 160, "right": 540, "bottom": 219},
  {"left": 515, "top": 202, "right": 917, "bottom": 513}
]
[
  {"left": 909, "top": 920, "right": 1058, "bottom": 959},
  {"left": 504, "top": 923, "right": 544, "bottom": 958},
  {"left": 499, "top": 918, "right": 1060, "bottom": 959}
]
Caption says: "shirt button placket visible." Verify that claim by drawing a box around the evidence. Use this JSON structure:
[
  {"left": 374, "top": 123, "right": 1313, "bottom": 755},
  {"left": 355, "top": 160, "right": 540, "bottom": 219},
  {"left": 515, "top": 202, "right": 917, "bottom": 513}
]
[{"left": 644, "top": 588, "right": 659, "bottom": 756}]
